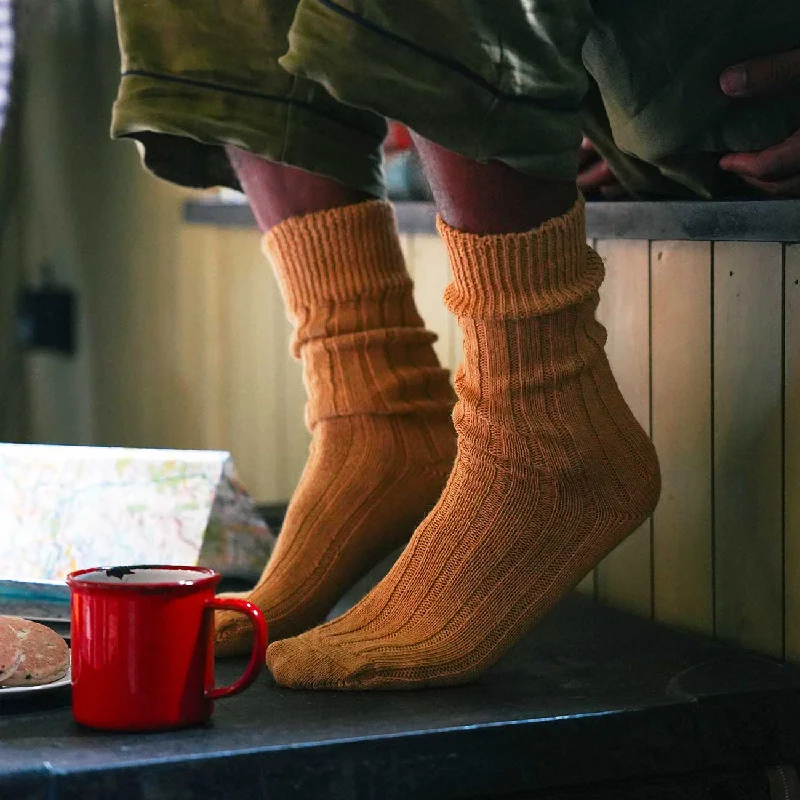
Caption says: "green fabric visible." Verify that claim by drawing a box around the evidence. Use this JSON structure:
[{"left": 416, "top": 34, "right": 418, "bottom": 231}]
[
  {"left": 111, "top": 0, "right": 800, "bottom": 199},
  {"left": 111, "top": 0, "right": 387, "bottom": 195},
  {"left": 280, "top": 0, "right": 591, "bottom": 183},
  {"left": 582, "top": 0, "right": 800, "bottom": 198}
]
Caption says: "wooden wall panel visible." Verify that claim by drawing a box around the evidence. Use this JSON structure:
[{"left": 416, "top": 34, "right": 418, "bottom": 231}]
[
  {"left": 269, "top": 257, "right": 311, "bottom": 502},
  {"left": 214, "top": 230, "right": 284, "bottom": 503},
  {"left": 593, "top": 240, "right": 653, "bottom": 618},
  {"left": 447, "top": 313, "right": 465, "bottom": 384},
  {"left": 137, "top": 206, "right": 181, "bottom": 450},
  {"left": 785, "top": 245, "right": 800, "bottom": 660},
  {"left": 713, "top": 242, "right": 783, "bottom": 657},
  {"left": 411, "top": 236, "right": 457, "bottom": 374},
  {"left": 170, "top": 226, "right": 313, "bottom": 505},
  {"left": 399, "top": 234, "right": 416, "bottom": 279},
  {"left": 408, "top": 233, "right": 463, "bottom": 399},
  {"left": 102, "top": 214, "right": 800, "bottom": 661},
  {"left": 171, "top": 225, "right": 223, "bottom": 451},
  {"left": 650, "top": 242, "right": 713, "bottom": 634}
]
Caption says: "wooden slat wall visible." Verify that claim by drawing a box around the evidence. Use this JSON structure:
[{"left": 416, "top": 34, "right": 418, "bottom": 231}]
[
  {"left": 169, "top": 226, "right": 311, "bottom": 504},
  {"left": 713, "top": 243, "right": 784, "bottom": 656},
  {"left": 392, "top": 232, "right": 795, "bottom": 657},
  {"left": 786, "top": 245, "right": 800, "bottom": 661},
  {"left": 64, "top": 214, "right": 797, "bottom": 661},
  {"left": 651, "top": 242, "right": 714, "bottom": 635},
  {"left": 409, "top": 236, "right": 456, "bottom": 368},
  {"left": 593, "top": 240, "right": 653, "bottom": 618}
]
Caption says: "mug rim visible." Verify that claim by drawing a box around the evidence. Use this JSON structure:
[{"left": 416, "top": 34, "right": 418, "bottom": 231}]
[{"left": 66, "top": 565, "right": 220, "bottom": 592}]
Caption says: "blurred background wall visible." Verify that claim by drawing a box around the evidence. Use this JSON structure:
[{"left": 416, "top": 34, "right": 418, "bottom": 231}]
[
  {"left": 4, "top": 0, "right": 187, "bottom": 446},
  {"left": 0, "top": 0, "right": 311, "bottom": 504}
]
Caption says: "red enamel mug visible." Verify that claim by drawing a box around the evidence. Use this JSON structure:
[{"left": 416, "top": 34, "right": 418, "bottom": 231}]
[{"left": 66, "top": 565, "right": 267, "bottom": 731}]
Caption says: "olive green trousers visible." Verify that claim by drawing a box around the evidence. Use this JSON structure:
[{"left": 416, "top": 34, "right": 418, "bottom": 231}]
[{"left": 112, "top": 0, "right": 800, "bottom": 199}]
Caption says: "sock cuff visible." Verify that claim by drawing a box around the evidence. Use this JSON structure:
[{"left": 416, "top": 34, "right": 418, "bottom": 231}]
[
  {"left": 263, "top": 200, "right": 411, "bottom": 310},
  {"left": 437, "top": 196, "right": 604, "bottom": 319}
]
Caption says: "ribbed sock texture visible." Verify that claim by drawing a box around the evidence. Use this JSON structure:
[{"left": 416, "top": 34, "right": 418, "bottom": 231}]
[
  {"left": 214, "top": 201, "right": 456, "bottom": 653},
  {"left": 267, "top": 197, "right": 661, "bottom": 689}
]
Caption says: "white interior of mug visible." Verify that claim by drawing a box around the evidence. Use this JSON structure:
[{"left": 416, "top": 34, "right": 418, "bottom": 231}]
[{"left": 76, "top": 566, "right": 215, "bottom": 585}]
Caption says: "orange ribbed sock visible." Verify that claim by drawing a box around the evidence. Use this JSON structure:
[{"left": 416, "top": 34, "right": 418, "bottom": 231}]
[
  {"left": 214, "top": 201, "right": 456, "bottom": 653},
  {"left": 266, "top": 197, "right": 661, "bottom": 689}
]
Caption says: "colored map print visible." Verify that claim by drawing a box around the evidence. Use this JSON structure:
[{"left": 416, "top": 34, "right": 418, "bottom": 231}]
[{"left": 0, "top": 444, "right": 226, "bottom": 581}]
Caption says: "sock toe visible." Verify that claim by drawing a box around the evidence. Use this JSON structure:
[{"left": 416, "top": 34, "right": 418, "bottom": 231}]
[
  {"left": 214, "top": 610, "right": 254, "bottom": 658},
  {"left": 267, "top": 636, "right": 351, "bottom": 690}
]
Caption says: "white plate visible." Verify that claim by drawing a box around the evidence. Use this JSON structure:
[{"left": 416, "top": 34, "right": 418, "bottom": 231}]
[{"left": 0, "top": 666, "right": 71, "bottom": 696}]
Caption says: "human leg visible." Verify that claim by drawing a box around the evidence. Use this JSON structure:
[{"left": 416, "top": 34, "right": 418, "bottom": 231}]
[
  {"left": 266, "top": 143, "right": 661, "bottom": 688},
  {"left": 250, "top": 0, "right": 658, "bottom": 689},
  {"left": 225, "top": 147, "right": 373, "bottom": 230},
  {"left": 410, "top": 136, "right": 577, "bottom": 234},
  {"left": 111, "top": 0, "right": 456, "bottom": 648},
  {"left": 111, "top": 0, "right": 387, "bottom": 194},
  {"left": 215, "top": 153, "right": 456, "bottom": 651}
]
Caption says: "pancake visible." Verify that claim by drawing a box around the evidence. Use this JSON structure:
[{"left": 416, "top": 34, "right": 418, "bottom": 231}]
[
  {"left": 0, "top": 616, "right": 69, "bottom": 687},
  {"left": 0, "top": 618, "right": 23, "bottom": 684}
]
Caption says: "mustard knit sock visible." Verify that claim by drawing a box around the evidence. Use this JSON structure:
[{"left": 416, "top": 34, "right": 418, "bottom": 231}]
[
  {"left": 214, "top": 201, "right": 456, "bottom": 654},
  {"left": 266, "top": 197, "right": 661, "bottom": 689}
]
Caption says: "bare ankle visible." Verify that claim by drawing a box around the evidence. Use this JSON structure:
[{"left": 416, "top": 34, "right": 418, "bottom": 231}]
[
  {"left": 225, "top": 146, "right": 376, "bottom": 232},
  {"left": 411, "top": 135, "right": 577, "bottom": 234}
]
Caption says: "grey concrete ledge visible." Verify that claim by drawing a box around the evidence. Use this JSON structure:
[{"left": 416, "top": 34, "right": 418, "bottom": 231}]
[{"left": 185, "top": 197, "right": 800, "bottom": 242}]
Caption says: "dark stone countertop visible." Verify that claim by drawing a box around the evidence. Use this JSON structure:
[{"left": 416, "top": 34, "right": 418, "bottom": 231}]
[{"left": 2, "top": 594, "right": 799, "bottom": 800}]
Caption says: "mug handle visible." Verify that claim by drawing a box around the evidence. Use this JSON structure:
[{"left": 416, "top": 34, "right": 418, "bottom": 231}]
[{"left": 204, "top": 598, "right": 268, "bottom": 700}]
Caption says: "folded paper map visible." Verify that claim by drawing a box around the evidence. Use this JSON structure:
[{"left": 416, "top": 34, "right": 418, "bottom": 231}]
[{"left": 0, "top": 444, "right": 275, "bottom": 584}]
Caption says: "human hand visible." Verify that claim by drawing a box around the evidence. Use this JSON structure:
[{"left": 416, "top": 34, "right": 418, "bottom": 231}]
[
  {"left": 719, "top": 49, "right": 800, "bottom": 197},
  {"left": 577, "top": 138, "right": 626, "bottom": 199}
]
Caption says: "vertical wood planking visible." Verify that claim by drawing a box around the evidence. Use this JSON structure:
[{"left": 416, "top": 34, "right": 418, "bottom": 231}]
[
  {"left": 784, "top": 245, "right": 800, "bottom": 660},
  {"left": 271, "top": 249, "right": 311, "bottom": 503},
  {"left": 411, "top": 235, "right": 456, "bottom": 374},
  {"left": 593, "top": 240, "right": 653, "bottom": 617},
  {"left": 137, "top": 198, "right": 183, "bottom": 449},
  {"left": 650, "top": 242, "right": 714, "bottom": 634},
  {"left": 215, "top": 229, "right": 284, "bottom": 504},
  {"left": 399, "top": 233, "right": 416, "bottom": 280},
  {"left": 447, "top": 309, "right": 465, "bottom": 383},
  {"left": 172, "top": 224, "right": 222, "bottom": 451},
  {"left": 145, "top": 200, "right": 187, "bottom": 446},
  {"left": 408, "top": 231, "right": 463, "bottom": 386},
  {"left": 714, "top": 242, "right": 783, "bottom": 657}
]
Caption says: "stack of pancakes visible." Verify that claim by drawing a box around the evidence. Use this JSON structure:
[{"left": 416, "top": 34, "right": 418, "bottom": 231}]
[{"left": 0, "top": 616, "right": 69, "bottom": 687}]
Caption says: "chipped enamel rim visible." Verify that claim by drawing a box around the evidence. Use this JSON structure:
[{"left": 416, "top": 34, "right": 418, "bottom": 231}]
[{"left": 66, "top": 566, "right": 220, "bottom": 592}]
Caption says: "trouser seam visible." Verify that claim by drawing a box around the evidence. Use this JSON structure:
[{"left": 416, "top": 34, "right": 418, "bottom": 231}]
[
  {"left": 313, "top": 0, "right": 579, "bottom": 112},
  {"left": 280, "top": 75, "right": 299, "bottom": 165},
  {"left": 120, "top": 69, "right": 377, "bottom": 138}
]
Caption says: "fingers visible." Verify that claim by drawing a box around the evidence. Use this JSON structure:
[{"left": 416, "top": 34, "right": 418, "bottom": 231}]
[
  {"left": 577, "top": 158, "right": 617, "bottom": 191},
  {"left": 719, "top": 131, "right": 800, "bottom": 181},
  {"left": 738, "top": 173, "right": 800, "bottom": 198},
  {"left": 578, "top": 137, "right": 596, "bottom": 168},
  {"left": 718, "top": 49, "right": 800, "bottom": 197},
  {"left": 720, "top": 48, "right": 800, "bottom": 97},
  {"left": 577, "top": 137, "right": 627, "bottom": 197}
]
